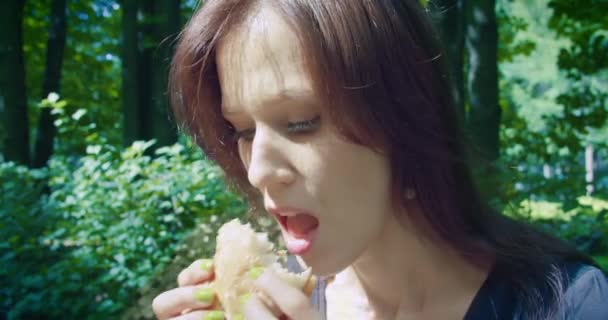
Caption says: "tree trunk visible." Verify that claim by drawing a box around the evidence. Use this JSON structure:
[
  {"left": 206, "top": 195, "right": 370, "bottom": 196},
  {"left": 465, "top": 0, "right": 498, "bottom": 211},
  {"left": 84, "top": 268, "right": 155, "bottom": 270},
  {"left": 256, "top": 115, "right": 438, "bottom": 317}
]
[
  {"left": 138, "top": 0, "right": 155, "bottom": 142},
  {"left": 465, "top": 0, "right": 500, "bottom": 161},
  {"left": 121, "top": 0, "right": 142, "bottom": 146},
  {"left": 149, "top": 0, "right": 179, "bottom": 146},
  {"left": 0, "top": 0, "right": 29, "bottom": 165},
  {"left": 32, "top": 0, "right": 67, "bottom": 167},
  {"left": 137, "top": 0, "right": 179, "bottom": 147},
  {"left": 431, "top": 0, "right": 466, "bottom": 117}
]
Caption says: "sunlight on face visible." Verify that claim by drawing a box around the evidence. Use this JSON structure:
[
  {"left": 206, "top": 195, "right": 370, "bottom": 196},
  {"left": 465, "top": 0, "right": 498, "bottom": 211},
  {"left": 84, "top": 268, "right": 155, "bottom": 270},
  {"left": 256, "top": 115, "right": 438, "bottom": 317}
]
[{"left": 216, "top": 5, "right": 394, "bottom": 276}]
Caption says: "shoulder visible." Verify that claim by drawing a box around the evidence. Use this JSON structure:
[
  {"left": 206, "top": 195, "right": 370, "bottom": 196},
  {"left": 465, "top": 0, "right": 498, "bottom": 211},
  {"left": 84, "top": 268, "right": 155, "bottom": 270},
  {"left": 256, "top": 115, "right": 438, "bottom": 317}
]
[
  {"left": 466, "top": 261, "right": 607, "bottom": 320},
  {"left": 561, "top": 263, "right": 608, "bottom": 319}
]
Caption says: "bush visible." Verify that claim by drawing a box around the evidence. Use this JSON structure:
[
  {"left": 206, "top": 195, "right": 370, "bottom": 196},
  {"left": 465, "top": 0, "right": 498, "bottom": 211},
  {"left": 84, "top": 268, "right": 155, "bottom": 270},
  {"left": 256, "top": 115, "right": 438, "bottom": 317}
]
[
  {"left": 505, "top": 196, "right": 608, "bottom": 269},
  {"left": 0, "top": 161, "right": 50, "bottom": 318},
  {"left": 0, "top": 140, "right": 245, "bottom": 319}
]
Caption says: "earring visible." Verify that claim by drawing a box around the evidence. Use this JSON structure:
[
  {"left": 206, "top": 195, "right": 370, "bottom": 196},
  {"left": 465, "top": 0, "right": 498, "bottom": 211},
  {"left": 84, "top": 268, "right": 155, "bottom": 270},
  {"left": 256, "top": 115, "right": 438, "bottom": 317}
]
[{"left": 405, "top": 188, "right": 416, "bottom": 200}]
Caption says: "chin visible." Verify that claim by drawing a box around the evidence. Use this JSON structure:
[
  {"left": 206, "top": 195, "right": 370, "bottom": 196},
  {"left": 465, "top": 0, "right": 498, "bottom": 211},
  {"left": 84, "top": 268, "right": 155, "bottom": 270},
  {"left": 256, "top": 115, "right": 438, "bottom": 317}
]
[{"left": 299, "top": 248, "right": 354, "bottom": 277}]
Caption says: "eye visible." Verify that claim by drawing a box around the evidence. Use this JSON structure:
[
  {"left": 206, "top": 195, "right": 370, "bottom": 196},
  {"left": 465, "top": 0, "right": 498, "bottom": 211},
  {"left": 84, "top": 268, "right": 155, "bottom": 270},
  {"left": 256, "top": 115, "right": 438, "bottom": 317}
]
[
  {"left": 286, "top": 115, "right": 321, "bottom": 134},
  {"left": 233, "top": 115, "right": 321, "bottom": 143}
]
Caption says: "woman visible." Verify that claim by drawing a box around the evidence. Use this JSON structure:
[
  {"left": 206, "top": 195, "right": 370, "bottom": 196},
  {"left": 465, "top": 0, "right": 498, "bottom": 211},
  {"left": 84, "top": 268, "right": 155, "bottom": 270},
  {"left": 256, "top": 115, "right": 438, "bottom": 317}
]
[{"left": 152, "top": 1, "right": 608, "bottom": 319}]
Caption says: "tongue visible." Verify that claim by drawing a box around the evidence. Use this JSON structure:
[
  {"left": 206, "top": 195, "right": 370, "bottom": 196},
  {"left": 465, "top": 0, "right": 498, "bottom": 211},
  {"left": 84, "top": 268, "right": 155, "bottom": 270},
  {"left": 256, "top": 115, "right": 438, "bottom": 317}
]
[{"left": 286, "top": 214, "right": 319, "bottom": 238}]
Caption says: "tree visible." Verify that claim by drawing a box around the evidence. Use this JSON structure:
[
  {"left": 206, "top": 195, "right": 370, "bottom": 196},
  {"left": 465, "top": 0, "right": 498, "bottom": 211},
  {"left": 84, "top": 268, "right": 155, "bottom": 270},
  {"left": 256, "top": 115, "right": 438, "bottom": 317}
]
[
  {"left": 497, "top": 0, "right": 608, "bottom": 206},
  {"left": 429, "top": 0, "right": 501, "bottom": 201},
  {"left": 22, "top": 1, "right": 123, "bottom": 157},
  {"left": 430, "top": 0, "right": 466, "bottom": 116},
  {"left": 149, "top": 0, "right": 180, "bottom": 147},
  {"left": 121, "top": 0, "right": 141, "bottom": 146},
  {"left": 465, "top": 0, "right": 501, "bottom": 162},
  {"left": 122, "top": 0, "right": 179, "bottom": 148},
  {"left": 32, "top": 0, "right": 67, "bottom": 168},
  {"left": 548, "top": 0, "right": 608, "bottom": 146},
  {"left": 430, "top": 0, "right": 501, "bottom": 161},
  {"left": 0, "top": 0, "right": 29, "bottom": 165}
]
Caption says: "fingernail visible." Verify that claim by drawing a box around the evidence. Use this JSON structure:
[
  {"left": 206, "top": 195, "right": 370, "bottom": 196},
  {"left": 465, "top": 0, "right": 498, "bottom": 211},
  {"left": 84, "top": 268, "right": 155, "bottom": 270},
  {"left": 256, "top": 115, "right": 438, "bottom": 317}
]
[
  {"left": 248, "top": 267, "right": 264, "bottom": 280},
  {"left": 194, "top": 287, "right": 215, "bottom": 304},
  {"left": 199, "top": 259, "right": 213, "bottom": 272},
  {"left": 239, "top": 293, "right": 251, "bottom": 306},
  {"left": 232, "top": 314, "right": 244, "bottom": 320},
  {"left": 203, "top": 310, "right": 225, "bottom": 320}
]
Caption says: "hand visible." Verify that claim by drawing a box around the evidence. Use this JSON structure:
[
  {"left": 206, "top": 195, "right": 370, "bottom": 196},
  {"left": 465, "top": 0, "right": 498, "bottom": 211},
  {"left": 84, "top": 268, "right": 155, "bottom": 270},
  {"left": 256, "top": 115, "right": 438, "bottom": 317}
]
[
  {"left": 243, "top": 268, "right": 322, "bottom": 320},
  {"left": 152, "top": 259, "right": 224, "bottom": 320}
]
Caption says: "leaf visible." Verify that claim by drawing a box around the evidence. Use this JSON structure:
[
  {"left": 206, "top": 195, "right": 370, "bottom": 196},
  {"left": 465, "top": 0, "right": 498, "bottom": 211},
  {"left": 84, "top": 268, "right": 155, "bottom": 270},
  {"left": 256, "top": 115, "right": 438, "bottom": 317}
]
[
  {"left": 47, "top": 92, "right": 60, "bottom": 103},
  {"left": 72, "top": 109, "right": 87, "bottom": 121}
]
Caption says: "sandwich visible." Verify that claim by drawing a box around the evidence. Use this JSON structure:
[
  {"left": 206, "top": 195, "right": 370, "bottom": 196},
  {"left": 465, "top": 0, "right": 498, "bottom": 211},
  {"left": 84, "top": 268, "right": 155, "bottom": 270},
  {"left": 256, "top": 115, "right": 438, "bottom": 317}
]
[{"left": 210, "top": 219, "right": 317, "bottom": 319}]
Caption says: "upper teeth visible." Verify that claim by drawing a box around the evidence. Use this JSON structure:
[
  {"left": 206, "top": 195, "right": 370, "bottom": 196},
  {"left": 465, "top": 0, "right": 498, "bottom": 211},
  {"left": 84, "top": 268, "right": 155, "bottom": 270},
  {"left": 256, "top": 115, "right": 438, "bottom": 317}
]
[{"left": 277, "top": 211, "right": 300, "bottom": 217}]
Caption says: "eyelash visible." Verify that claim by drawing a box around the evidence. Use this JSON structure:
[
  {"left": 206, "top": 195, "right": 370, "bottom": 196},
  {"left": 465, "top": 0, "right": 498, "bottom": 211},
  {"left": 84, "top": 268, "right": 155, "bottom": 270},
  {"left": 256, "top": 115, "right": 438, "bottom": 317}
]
[{"left": 234, "top": 115, "right": 321, "bottom": 142}]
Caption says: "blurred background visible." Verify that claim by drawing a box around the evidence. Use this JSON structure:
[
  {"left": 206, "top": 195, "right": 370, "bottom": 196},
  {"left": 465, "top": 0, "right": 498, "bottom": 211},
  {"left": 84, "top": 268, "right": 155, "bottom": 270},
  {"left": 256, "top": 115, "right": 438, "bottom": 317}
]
[{"left": 0, "top": 0, "right": 606, "bottom": 319}]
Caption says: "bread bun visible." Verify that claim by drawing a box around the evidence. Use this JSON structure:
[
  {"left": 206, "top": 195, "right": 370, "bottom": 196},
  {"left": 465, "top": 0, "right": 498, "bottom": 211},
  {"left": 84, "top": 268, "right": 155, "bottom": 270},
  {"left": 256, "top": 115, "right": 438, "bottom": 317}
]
[{"left": 211, "top": 219, "right": 316, "bottom": 319}]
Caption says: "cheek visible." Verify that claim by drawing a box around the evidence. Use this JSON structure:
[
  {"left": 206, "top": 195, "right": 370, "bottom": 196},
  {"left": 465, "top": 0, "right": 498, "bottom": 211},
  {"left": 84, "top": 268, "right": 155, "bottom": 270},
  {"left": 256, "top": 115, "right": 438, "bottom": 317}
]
[
  {"left": 311, "top": 138, "right": 392, "bottom": 214},
  {"left": 293, "top": 150, "right": 326, "bottom": 198}
]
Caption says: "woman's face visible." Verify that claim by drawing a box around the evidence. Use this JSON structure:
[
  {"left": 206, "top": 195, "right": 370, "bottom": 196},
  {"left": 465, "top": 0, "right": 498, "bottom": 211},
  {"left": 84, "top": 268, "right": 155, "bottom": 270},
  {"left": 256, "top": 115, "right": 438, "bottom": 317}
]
[{"left": 216, "top": 6, "right": 394, "bottom": 276}]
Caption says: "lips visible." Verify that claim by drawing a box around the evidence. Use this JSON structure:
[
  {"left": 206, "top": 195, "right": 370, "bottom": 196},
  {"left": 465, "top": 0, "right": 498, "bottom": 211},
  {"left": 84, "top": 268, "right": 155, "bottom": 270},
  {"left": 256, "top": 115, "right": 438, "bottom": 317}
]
[{"left": 268, "top": 206, "right": 314, "bottom": 218}]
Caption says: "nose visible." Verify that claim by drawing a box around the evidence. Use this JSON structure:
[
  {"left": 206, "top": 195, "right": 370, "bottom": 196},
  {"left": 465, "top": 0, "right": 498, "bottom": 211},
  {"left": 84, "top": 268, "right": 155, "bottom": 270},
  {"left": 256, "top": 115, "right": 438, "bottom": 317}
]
[{"left": 246, "top": 127, "right": 295, "bottom": 193}]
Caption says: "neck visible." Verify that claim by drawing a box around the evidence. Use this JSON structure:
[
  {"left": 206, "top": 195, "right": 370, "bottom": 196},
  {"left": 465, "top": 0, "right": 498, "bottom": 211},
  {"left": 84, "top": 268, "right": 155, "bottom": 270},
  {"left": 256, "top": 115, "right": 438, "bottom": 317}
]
[{"left": 350, "top": 203, "right": 492, "bottom": 318}]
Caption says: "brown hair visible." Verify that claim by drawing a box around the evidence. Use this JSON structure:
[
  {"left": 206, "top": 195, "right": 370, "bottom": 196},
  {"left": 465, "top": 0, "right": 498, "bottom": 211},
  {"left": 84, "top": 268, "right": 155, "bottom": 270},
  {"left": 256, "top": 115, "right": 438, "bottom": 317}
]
[{"left": 169, "top": 0, "right": 595, "bottom": 318}]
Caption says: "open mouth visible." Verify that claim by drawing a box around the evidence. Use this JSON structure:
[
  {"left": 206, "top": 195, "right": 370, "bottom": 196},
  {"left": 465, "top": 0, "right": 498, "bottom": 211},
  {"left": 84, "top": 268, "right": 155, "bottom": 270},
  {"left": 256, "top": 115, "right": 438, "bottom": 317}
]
[
  {"left": 271, "top": 210, "right": 320, "bottom": 255},
  {"left": 275, "top": 213, "right": 319, "bottom": 238}
]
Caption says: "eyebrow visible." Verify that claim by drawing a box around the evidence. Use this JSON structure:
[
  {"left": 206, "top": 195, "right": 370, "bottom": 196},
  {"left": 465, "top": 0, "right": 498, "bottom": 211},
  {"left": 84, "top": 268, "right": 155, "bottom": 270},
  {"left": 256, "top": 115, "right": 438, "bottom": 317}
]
[{"left": 221, "top": 89, "right": 317, "bottom": 116}]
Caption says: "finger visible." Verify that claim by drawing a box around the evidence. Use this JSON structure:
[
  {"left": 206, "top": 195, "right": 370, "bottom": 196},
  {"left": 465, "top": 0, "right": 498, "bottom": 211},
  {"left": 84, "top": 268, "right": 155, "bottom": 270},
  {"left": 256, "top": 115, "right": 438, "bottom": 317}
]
[
  {"left": 247, "top": 292, "right": 283, "bottom": 318},
  {"left": 178, "top": 259, "right": 215, "bottom": 287},
  {"left": 168, "top": 310, "right": 225, "bottom": 320},
  {"left": 152, "top": 284, "right": 217, "bottom": 320},
  {"left": 254, "top": 269, "right": 321, "bottom": 320},
  {"left": 243, "top": 294, "right": 279, "bottom": 320}
]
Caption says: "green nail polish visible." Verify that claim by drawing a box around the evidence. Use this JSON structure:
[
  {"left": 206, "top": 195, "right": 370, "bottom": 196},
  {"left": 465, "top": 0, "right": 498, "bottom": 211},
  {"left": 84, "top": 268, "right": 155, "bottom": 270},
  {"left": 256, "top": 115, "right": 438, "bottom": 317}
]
[
  {"left": 248, "top": 267, "right": 264, "bottom": 280},
  {"left": 203, "top": 310, "right": 225, "bottom": 320},
  {"left": 200, "top": 259, "right": 213, "bottom": 272},
  {"left": 194, "top": 287, "right": 215, "bottom": 304},
  {"left": 232, "top": 314, "right": 244, "bottom": 320},
  {"left": 239, "top": 293, "right": 251, "bottom": 306}
]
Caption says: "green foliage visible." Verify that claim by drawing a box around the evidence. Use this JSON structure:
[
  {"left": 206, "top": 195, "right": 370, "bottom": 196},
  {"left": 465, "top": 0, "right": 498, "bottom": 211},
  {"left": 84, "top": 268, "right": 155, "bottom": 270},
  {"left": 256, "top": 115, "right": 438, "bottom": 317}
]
[
  {"left": 497, "top": 0, "right": 608, "bottom": 209},
  {"left": 594, "top": 256, "right": 608, "bottom": 270},
  {"left": 0, "top": 162, "right": 50, "bottom": 318},
  {"left": 1, "top": 132, "right": 245, "bottom": 319},
  {"left": 488, "top": 0, "right": 608, "bottom": 275},
  {"left": 505, "top": 196, "right": 608, "bottom": 271},
  {"left": 3, "top": 0, "right": 607, "bottom": 319},
  {"left": 38, "top": 92, "right": 105, "bottom": 155},
  {"left": 549, "top": 0, "right": 608, "bottom": 75},
  {"left": 23, "top": 0, "right": 123, "bottom": 148},
  {"left": 506, "top": 196, "right": 608, "bottom": 255},
  {"left": 22, "top": 0, "right": 50, "bottom": 136},
  {"left": 497, "top": 2, "right": 536, "bottom": 63}
]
